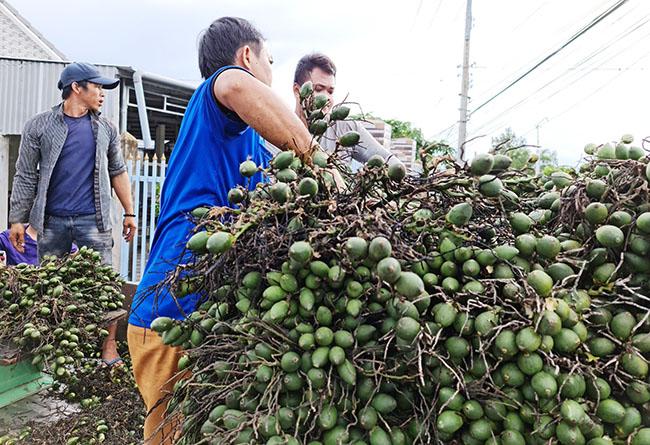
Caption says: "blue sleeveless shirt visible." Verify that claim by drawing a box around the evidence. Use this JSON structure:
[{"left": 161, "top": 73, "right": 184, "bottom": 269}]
[{"left": 129, "top": 66, "right": 271, "bottom": 328}]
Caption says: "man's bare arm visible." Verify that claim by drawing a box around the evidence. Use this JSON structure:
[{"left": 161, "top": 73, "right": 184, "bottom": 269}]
[
  {"left": 111, "top": 172, "right": 137, "bottom": 242},
  {"left": 215, "top": 70, "right": 314, "bottom": 156}
]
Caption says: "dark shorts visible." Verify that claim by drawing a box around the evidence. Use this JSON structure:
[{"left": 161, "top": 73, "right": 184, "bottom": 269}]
[{"left": 39, "top": 214, "right": 113, "bottom": 265}]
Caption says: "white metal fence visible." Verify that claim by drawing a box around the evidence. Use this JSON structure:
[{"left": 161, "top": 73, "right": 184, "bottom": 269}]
[{"left": 119, "top": 149, "right": 167, "bottom": 283}]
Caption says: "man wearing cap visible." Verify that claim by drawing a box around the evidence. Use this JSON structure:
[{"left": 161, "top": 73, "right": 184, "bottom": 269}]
[{"left": 8, "top": 62, "right": 136, "bottom": 365}]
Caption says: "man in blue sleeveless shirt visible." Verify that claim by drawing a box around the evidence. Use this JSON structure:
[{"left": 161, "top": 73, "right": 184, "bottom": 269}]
[{"left": 127, "top": 17, "right": 316, "bottom": 443}]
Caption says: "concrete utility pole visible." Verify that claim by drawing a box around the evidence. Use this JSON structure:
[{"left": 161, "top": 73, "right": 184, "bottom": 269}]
[
  {"left": 457, "top": 0, "right": 473, "bottom": 162},
  {"left": 535, "top": 117, "right": 548, "bottom": 174}
]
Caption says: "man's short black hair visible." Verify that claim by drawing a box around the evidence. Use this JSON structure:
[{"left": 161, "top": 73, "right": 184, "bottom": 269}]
[
  {"left": 294, "top": 53, "right": 337, "bottom": 86},
  {"left": 198, "top": 17, "right": 265, "bottom": 79},
  {"left": 61, "top": 80, "right": 89, "bottom": 100}
]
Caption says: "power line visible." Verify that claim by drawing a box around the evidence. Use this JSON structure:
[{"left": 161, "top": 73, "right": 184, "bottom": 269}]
[
  {"left": 433, "top": 121, "right": 458, "bottom": 140},
  {"left": 483, "top": 24, "right": 650, "bottom": 137},
  {"left": 452, "top": 1, "right": 465, "bottom": 23},
  {"left": 430, "top": 0, "right": 622, "bottom": 143},
  {"left": 470, "top": 0, "right": 631, "bottom": 119},
  {"left": 427, "top": 0, "right": 444, "bottom": 29},
  {"left": 543, "top": 20, "right": 650, "bottom": 102},
  {"left": 510, "top": 1, "right": 551, "bottom": 34},
  {"left": 473, "top": 28, "right": 650, "bottom": 137},
  {"left": 471, "top": 0, "right": 636, "bottom": 103},
  {"left": 468, "top": 14, "right": 650, "bottom": 138},
  {"left": 432, "top": 0, "right": 629, "bottom": 142},
  {"left": 475, "top": 36, "right": 646, "bottom": 140},
  {"left": 523, "top": 46, "right": 650, "bottom": 139},
  {"left": 469, "top": 0, "right": 629, "bottom": 117},
  {"left": 412, "top": 0, "right": 425, "bottom": 30}
]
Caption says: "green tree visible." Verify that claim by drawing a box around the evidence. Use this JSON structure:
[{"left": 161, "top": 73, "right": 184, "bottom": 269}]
[
  {"left": 353, "top": 113, "right": 453, "bottom": 155},
  {"left": 491, "top": 128, "right": 529, "bottom": 169},
  {"left": 383, "top": 118, "right": 429, "bottom": 149},
  {"left": 538, "top": 148, "right": 558, "bottom": 171},
  {"left": 537, "top": 149, "right": 576, "bottom": 177}
]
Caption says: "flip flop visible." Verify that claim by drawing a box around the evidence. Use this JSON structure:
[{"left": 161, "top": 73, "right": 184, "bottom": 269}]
[{"left": 102, "top": 357, "right": 124, "bottom": 368}]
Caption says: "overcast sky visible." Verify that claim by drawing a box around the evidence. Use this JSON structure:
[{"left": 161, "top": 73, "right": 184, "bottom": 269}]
[{"left": 12, "top": 0, "right": 650, "bottom": 166}]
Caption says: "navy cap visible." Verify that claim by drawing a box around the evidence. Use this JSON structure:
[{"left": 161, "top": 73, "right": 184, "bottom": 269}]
[{"left": 58, "top": 62, "right": 119, "bottom": 90}]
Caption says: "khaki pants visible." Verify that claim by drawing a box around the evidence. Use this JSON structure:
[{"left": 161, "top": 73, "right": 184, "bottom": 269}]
[{"left": 127, "top": 324, "right": 184, "bottom": 444}]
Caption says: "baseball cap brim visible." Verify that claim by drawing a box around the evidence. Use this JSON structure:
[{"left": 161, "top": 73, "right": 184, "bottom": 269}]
[{"left": 86, "top": 76, "right": 120, "bottom": 89}]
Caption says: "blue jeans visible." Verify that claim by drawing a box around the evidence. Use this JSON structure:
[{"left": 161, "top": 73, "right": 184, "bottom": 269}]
[{"left": 39, "top": 214, "right": 113, "bottom": 265}]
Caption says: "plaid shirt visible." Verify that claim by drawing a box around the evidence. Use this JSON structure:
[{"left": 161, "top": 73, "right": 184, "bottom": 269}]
[{"left": 8, "top": 103, "right": 126, "bottom": 233}]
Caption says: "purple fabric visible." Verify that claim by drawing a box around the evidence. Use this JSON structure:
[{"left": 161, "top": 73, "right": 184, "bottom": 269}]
[
  {"left": 0, "top": 227, "right": 78, "bottom": 266},
  {"left": 0, "top": 229, "right": 38, "bottom": 265}
]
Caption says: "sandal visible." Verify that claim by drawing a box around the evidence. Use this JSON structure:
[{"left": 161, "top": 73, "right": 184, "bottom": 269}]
[{"left": 102, "top": 357, "right": 124, "bottom": 368}]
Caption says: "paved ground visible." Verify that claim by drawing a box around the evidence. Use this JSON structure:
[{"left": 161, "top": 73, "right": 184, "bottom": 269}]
[{"left": 0, "top": 390, "right": 77, "bottom": 433}]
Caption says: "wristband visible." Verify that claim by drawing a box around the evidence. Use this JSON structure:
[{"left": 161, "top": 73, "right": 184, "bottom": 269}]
[{"left": 123, "top": 213, "right": 136, "bottom": 218}]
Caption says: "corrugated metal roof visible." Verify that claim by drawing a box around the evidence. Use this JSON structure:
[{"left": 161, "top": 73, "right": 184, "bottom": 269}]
[{"left": 0, "top": 57, "right": 121, "bottom": 134}]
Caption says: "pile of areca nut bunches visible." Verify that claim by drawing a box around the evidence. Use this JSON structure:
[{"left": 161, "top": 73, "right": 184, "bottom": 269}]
[
  {"left": 0, "top": 248, "right": 126, "bottom": 405},
  {"left": 149, "top": 96, "right": 650, "bottom": 445}
]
